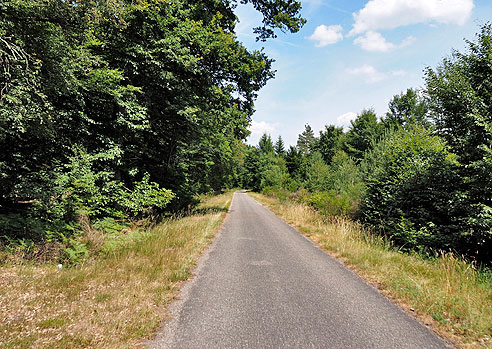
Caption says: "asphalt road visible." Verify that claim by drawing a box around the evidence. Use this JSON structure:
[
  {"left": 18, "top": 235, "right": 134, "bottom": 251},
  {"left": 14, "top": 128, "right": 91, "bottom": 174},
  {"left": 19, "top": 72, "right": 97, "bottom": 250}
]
[{"left": 149, "top": 191, "right": 451, "bottom": 348}]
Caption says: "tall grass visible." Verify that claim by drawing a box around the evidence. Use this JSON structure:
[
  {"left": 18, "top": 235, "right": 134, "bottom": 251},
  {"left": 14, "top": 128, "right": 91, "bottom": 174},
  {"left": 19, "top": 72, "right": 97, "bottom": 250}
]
[
  {"left": 250, "top": 192, "right": 492, "bottom": 348},
  {"left": 0, "top": 191, "right": 233, "bottom": 348}
]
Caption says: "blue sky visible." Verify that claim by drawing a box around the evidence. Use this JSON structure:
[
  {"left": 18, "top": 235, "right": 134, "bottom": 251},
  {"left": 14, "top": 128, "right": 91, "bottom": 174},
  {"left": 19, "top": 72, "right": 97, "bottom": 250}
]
[{"left": 235, "top": 0, "right": 492, "bottom": 146}]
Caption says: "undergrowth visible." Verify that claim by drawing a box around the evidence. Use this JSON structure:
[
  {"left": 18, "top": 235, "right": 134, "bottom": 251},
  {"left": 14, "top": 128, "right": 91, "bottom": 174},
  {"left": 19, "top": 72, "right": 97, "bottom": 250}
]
[{"left": 0, "top": 191, "right": 234, "bottom": 348}]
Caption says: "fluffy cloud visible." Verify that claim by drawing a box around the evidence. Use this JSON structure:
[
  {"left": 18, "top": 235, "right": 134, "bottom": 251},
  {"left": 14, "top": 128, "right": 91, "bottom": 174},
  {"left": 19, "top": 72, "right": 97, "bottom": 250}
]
[
  {"left": 336, "top": 112, "right": 358, "bottom": 129},
  {"left": 347, "top": 65, "right": 387, "bottom": 83},
  {"left": 249, "top": 120, "right": 276, "bottom": 136},
  {"left": 347, "top": 65, "right": 406, "bottom": 83},
  {"left": 308, "top": 25, "right": 344, "bottom": 47},
  {"left": 354, "top": 31, "right": 415, "bottom": 52},
  {"left": 349, "top": 0, "right": 474, "bottom": 36}
]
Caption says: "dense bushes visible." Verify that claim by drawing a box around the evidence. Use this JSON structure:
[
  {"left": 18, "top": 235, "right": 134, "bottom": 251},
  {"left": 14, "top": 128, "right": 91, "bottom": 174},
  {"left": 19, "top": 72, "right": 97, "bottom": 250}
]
[
  {"left": 361, "top": 126, "right": 462, "bottom": 252},
  {"left": 0, "top": 147, "right": 174, "bottom": 243}
]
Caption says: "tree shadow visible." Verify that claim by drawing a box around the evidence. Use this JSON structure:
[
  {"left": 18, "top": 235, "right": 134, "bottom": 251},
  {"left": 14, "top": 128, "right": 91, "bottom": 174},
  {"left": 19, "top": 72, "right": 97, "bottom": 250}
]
[{"left": 192, "top": 206, "right": 228, "bottom": 215}]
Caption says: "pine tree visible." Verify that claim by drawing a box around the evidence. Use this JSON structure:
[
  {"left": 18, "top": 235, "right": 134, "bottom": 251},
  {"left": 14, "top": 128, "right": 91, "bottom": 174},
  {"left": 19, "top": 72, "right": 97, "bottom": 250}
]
[
  {"left": 297, "top": 124, "right": 315, "bottom": 155},
  {"left": 274, "top": 135, "right": 285, "bottom": 156},
  {"left": 258, "top": 133, "right": 274, "bottom": 153}
]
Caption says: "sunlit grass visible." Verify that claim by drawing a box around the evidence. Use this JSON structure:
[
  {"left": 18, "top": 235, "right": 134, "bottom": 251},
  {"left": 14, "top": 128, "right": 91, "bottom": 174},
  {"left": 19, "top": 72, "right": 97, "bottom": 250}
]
[
  {"left": 0, "top": 191, "right": 234, "bottom": 348},
  {"left": 250, "top": 192, "right": 492, "bottom": 348}
]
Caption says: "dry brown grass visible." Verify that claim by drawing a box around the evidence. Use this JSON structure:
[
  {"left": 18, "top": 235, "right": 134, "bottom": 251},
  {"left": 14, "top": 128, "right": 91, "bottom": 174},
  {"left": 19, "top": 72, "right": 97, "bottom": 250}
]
[
  {"left": 0, "top": 191, "right": 233, "bottom": 348},
  {"left": 250, "top": 192, "right": 492, "bottom": 348}
]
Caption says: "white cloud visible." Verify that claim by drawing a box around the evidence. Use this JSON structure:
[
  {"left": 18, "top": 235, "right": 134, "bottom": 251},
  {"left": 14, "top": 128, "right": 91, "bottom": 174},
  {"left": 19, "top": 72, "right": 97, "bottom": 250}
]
[
  {"left": 347, "top": 64, "right": 387, "bottom": 83},
  {"left": 308, "top": 25, "right": 343, "bottom": 47},
  {"left": 336, "top": 112, "right": 358, "bottom": 129},
  {"left": 349, "top": 0, "right": 474, "bottom": 36},
  {"left": 354, "top": 31, "right": 396, "bottom": 52},
  {"left": 347, "top": 64, "right": 407, "bottom": 83},
  {"left": 249, "top": 119, "right": 276, "bottom": 136},
  {"left": 353, "top": 31, "right": 416, "bottom": 52}
]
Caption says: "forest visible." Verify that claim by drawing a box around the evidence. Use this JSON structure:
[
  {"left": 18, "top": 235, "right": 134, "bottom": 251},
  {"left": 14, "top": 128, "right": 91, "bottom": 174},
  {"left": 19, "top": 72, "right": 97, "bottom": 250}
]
[{"left": 1, "top": 0, "right": 492, "bottom": 266}]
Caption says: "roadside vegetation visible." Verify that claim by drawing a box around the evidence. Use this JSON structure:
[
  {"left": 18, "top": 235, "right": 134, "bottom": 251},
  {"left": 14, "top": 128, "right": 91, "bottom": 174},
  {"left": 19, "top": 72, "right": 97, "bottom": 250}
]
[
  {"left": 250, "top": 192, "right": 492, "bottom": 348},
  {"left": 238, "top": 25, "right": 492, "bottom": 267},
  {"left": 0, "top": 191, "right": 233, "bottom": 348}
]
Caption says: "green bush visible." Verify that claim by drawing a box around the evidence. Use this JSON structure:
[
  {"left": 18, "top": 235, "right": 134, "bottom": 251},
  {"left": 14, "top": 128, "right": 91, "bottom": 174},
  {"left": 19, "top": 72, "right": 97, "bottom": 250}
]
[
  {"left": 329, "top": 151, "right": 365, "bottom": 203},
  {"left": 361, "top": 126, "right": 464, "bottom": 252},
  {"left": 1, "top": 147, "right": 174, "bottom": 244},
  {"left": 261, "top": 186, "right": 295, "bottom": 202},
  {"left": 305, "top": 152, "right": 332, "bottom": 192},
  {"left": 307, "top": 190, "right": 356, "bottom": 217}
]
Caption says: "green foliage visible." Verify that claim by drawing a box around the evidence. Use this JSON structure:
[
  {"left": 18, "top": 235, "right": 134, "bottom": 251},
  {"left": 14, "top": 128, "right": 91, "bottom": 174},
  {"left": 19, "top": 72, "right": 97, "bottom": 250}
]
[
  {"left": 344, "top": 109, "right": 381, "bottom": 162},
  {"left": 383, "top": 88, "right": 430, "bottom": 129},
  {"left": 285, "top": 145, "right": 303, "bottom": 179},
  {"left": 361, "top": 126, "right": 464, "bottom": 252},
  {"left": 296, "top": 124, "right": 316, "bottom": 155},
  {"left": 1, "top": 147, "right": 174, "bottom": 243},
  {"left": 246, "top": 0, "right": 306, "bottom": 41},
  {"left": 423, "top": 23, "right": 492, "bottom": 262},
  {"left": 274, "top": 135, "right": 285, "bottom": 156},
  {"left": 305, "top": 152, "right": 332, "bottom": 192},
  {"left": 329, "top": 151, "right": 365, "bottom": 202},
  {"left": 120, "top": 174, "right": 175, "bottom": 216},
  {"left": 304, "top": 151, "right": 363, "bottom": 217},
  {"left": 307, "top": 190, "right": 354, "bottom": 217},
  {"left": 241, "top": 147, "right": 264, "bottom": 191},
  {"left": 0, "top": 0, "right": 306, "bottom": 248},
  {"left": 62, "top": 236, "right": 89, "bottom": 266},
  {"left": 258, "top": 133, "right": 274, "bottom": 154},
  {"left": 313, "top": 125, "right": 344, "bottom": 164},
  {"left": 260, "top": 153, "right": 296, "bottom": 190}
]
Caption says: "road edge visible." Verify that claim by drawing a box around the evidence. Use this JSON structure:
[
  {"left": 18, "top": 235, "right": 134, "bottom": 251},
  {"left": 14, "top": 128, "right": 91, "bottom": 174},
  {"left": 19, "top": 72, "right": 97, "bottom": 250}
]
[{"left": 146, "top": 191, "right": 237, "bottom": 348}]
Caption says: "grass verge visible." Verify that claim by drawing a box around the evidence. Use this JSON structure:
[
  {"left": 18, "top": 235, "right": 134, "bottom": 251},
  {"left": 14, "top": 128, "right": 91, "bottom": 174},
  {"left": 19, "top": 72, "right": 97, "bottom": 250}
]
[
  {"left": 0, "top": 191, "right": 234, "bottom": 348},
  {"left": 249, "top": 192, "right": 492, "bottom": 348}
]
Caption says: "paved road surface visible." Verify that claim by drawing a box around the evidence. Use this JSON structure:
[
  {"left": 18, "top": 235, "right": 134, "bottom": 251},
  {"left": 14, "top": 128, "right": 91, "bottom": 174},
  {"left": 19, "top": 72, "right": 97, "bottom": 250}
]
[{"left": 149, "top": 192, "right": 450, "bottom": 348}]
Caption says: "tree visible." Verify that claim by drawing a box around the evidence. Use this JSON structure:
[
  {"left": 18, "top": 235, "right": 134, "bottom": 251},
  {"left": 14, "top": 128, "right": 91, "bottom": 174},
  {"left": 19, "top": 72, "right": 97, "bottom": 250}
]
[
  {"left": 241, "top": 147, "right": 265, "bottom": 191},
  {"left": 361, "top": 126, "right": 462, "bottom": 253},
  {"left": 274, "top": 135, "right": 285, "bottom": 156},
  {"left": 0, "top": 0, "right": 306, "bottom": 242},
  {"left": 258, "top": 133, "right": 274, "bottom": 153},
  {"left": 425, "top": 24, "right": 492, "bottom": 165},
  {"left": 304, "top": 152, "right": 332, "bottom": 192},
  {"left": 424, "top": 23, "right": 492, "bottom": 262},
  {"left": 344, "top": 109, "right": 381, "bottom": 162},
  {"left": 384, "top": 88, "right": 429, "bottom": 128},
  {"left": 297, "top": 124, "right": 316, "bottom": 155},
  {"left": 238, "top": 0, "right": 306, "bottom": 41},
  {"left": 285, "top": 145, "right": 302, "bottom": 178},
  {"left": 314, "top": 125, "right": 344, "bottom": 164}
]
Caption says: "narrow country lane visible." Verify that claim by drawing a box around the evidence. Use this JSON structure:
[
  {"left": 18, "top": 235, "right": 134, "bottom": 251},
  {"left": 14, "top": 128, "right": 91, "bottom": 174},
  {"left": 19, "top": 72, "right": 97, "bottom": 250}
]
[{"left": 148, "top": 191, "right": 451, "bottom": 349}]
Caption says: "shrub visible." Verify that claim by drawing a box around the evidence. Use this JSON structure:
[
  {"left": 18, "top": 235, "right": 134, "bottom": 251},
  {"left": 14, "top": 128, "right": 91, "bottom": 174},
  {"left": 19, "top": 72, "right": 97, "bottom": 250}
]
[
  {"left": 361, "top": 126, "right": 464, "bottom": 252},
  {"left": 305, "top": 152, "right": 332, "bottom": 192},
  {"left": 307, "top": 190, "right": 356, "bottom": 217},
  {"left": 1, "top": 147, "right": 174, "bottom": 244}
]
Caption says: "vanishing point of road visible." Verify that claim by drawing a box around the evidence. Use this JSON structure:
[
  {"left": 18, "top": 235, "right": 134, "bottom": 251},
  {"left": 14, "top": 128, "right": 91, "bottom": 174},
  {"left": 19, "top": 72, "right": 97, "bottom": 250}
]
[{"left": 149, "top": 191, "right": 451, "bottom": 348}]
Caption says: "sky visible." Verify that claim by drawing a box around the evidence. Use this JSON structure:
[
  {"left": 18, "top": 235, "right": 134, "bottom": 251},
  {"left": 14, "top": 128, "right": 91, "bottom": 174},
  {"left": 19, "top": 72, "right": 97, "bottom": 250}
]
[{"left": 235, "top": 0, "right": 492, "bottom": 147}]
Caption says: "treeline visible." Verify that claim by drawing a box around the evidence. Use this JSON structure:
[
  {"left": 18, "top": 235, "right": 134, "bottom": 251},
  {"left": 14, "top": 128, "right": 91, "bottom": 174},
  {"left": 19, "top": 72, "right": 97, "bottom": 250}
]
[
  {"left": 238, "top": 25, "right": 492, "bottom": 264},
  {"left": 0, "top": 0, "right": 304, "bottom": 247}
]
